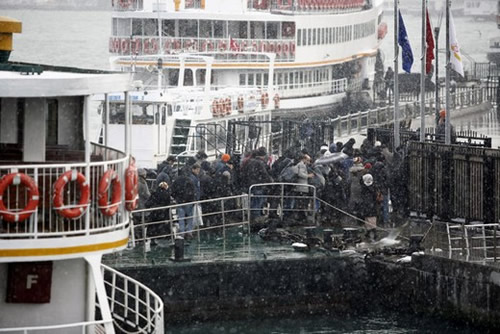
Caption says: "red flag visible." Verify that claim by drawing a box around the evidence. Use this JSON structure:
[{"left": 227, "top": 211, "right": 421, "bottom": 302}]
[
  {"left": 230, "top": 37, "right": 240, "bottom": 52},
  {"left": 425, "top": 10, "right": 435, "bottom": 74}
]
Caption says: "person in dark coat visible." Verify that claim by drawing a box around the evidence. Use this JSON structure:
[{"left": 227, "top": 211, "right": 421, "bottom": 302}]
[
  {"left": 145, "top": 181, "right": 172, "bottom": 239},
  {"left": 360, "top": 173, "right": 379, "bottom": 239},
  {"left": 170, "top": 164, "right": 199, "bottom": 236},
  {"left": 199, "top": 165, "right": 218, "bottom": 227},
  {"left": 241, "top": 148, "right": 273, "bottom": 218},
  {"left": 371, "top": 159, "right": 390, "bottom": 226}
]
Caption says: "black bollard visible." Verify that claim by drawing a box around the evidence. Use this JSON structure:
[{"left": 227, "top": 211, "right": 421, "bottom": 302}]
[
  {"left": 174, "top": 237, "right": 184, "bottom": 260},
  {"left": 304, "top": 226, "right": 316, "bottom": 239},
  {"left": 408, "top": 234, "right": 424, "bottom": 253},
  {"left": 342, "top": 227, "right": 360, "bottom": 246},
  {"left": 169, "top": 236, "right": 191, "bottom": 262},
  {"left": 323, "top": 229, "right": 334, "bottom": 247}
]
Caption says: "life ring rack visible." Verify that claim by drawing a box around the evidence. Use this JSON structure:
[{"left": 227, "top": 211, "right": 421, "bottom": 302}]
[
  {"left": 98, "top": 169, "right": 122, "bottom": 217},
  {"left": 0, "top": 173, "right": 40, "bottom": 223},
  {"left": 53, "top": 170, "right": 90, "bottom": 220}
]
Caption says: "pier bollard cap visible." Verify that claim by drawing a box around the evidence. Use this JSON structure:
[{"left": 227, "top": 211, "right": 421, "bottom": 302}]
[{"left": 221, "top": 153, "right": 231, "bottom": 162}]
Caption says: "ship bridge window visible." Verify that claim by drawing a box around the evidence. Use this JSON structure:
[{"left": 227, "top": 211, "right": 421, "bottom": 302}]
[
  {"left": 307, "top": 29, "right": 311, "bottom": 46},
  {"left": 132, "top": 19, "right": 143, "bottom": 36},
  {"left": 266, "top": 22, "right": 279, "bottom": 39},
  {"left": 162, "top": 20, "right": 175, "bottom": 37},
  {"left": 282, "top": 22, "right": 295, "bottom": 39},
  {"left": 250, "top": 21, "right": 265, "bottom": 39},
  {"left": 214, "top": 20, "right": 226, "bottom": 38},
  {"left": 132, "top": 104, "right": 155, "bottom": 125},
  {"left": 113, "top": 18, "right": 131, "bottom": 36},
  {"left": 144, "top": 19, "right": 158, "bottom": 36},
  {"left": 228, "top": 21, "right": 248, "bottom": 39},
  {"left": 46, "top": 99, "right": 58, "bottom": 146},
  {"left": 297, "top": 29, "right": 301, "bottom": 46},
  {"left": 199, "top": 20, "right": 211, "bottom": 38},
  {"left": 179, "top": 20, "right": 198, "bottom": 38}
]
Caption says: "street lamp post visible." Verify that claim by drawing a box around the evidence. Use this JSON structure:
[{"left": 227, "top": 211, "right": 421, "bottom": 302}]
[{"left": 434, "top": 26, "right": 440, "bottom": 127}]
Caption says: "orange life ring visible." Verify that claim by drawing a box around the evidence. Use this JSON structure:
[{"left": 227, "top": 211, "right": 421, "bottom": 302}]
[
  {"left": 98, "top": 169, "right": 122, "bottom": 217},
  {"left": 125, "top": 165, "right": 138, "bottom": 211},
  {"left": 211, "top": 99, "right": 218, "bottom": 116},
  {"left": 225, "top": 98, "right": 232, "bottom": 115},
  {"left": 0, "top": 173, "right": 39, "bottom": 223},
  {"left": 237, "top": 96, "right": 244, "bottom": 112},
  {"left": 53, "top": 170, "right": 90, "bottom": 220},
  {"left": 273, "top": 93, "right": 280, "bottom": 109}
]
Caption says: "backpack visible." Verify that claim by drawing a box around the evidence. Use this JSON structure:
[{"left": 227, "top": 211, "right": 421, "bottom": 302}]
[{"left": 278, "top": 162, "right": 299, "bottom": 183}]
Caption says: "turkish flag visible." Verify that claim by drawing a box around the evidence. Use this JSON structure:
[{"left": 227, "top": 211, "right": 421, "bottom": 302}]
[{"left": 426, "top": 10, "right": 435, "bottom": 74}]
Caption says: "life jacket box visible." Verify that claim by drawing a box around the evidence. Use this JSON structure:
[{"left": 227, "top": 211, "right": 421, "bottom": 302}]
[{"left": 6, "top": 261, "right": 53, "bottom": 303}]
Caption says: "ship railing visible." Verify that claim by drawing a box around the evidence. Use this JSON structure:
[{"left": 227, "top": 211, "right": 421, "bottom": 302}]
[
  {"left": 0, "top": 143, "right": 130, "bottom": 239},
  {"left": 333, "top": 86, "right": 492, "bottom": 140},
  {"left": 404, "top": 220, "right": 500, "bottom": 265},
  {"left": 101, "top": 264, "right": 164, "bottom": 334},
  {"left": 0, "top": 319, "right": 112, "bottom": 334},
  {"left": 248, "top": 0, "right": 368, "bottom": 14},
  {"left": 109, "top": 36, "right": 296, "bottom": 62},
  {"left": 130, "top": 183, "right": 317, "bottom": 247},
  {"left": 274, "top": 78, "right": 348, "bottom": 99}
]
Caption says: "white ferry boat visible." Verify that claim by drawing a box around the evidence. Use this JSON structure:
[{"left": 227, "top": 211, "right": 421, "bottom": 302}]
[
  {"left": 109, "top": 0, "right": 386, "bottom": 115},
  {"left": 105, "top": 0, "right": 387, "bottom": 167},
  {"left": 0, "top": 17, "right": 164, "bottom": 333},
  {"left": 464, "top": 0, "right": 497, "bottom": 20}
]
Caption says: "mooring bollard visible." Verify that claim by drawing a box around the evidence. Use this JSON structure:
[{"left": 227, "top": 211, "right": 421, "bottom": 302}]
[
  {"left": 174, "top": 237, "right": 185, "bottom": 261},
  {"left": 304, "top": 226, "right": 316, "bottom": 239},
  {"left": 408, "top": 234, "right": 424, "bottom": 253},
  {"left": 323, "top": 229, "right": 334, "bottom": 247}
]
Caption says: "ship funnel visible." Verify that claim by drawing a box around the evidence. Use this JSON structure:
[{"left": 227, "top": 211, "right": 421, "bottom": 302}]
[{"left": 0, "top": 16, "right": 22, "bottom": 63}]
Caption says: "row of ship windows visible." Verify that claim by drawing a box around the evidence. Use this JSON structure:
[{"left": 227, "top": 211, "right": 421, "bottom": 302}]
[
  {"left": 297, "top": 20, "right": 375, "bottom": 46},
  {"left": 238, "top": 68, "right": 331, "bottom": 88}
]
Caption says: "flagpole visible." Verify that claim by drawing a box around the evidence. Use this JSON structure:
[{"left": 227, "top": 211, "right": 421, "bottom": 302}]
[
  {"left": 394, "top": 0, "right": 400, "bottom": 150},
  {"left": 445, "top": 0, "right": 451, "bottom": 145},
  {"left": 420, "top": 0, "right": 427, "bottom": 142}
]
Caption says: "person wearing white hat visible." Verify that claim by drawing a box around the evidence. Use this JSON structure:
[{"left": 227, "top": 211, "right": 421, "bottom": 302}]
[{"left": 360, "top": 173, "right": 378, "bottom": 238}]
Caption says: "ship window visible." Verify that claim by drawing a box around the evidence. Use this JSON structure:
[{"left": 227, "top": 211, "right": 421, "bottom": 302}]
[
  {"left": 115, "top": 18, "right": 131, "bottom": 36},
  {"left": 289, "top": 72, "right": 293, "bottom": 89},
  {"left": 248, "top": 73, "right": 255, "bottom": 85},
  {"left": 297, "top": 29, "right": 301, "bottom": 46},
  {"left": 132, "top": 19, "right": 143, "bottom": 36},
  {"left": 228, "top": 21, "right": 247, "bottom": 39},
  {"left": 214, "top": 20, "right": 225, "bottom": 38},
  {"left": 299, "top": 72, "right": 303, "bottom": 87},
  {"left": 294, "top": 72, "right": 298, "bottom": 88},
  {"left": 161, "top": 106, "right": 166, "bottom": 125},
  {"left": 250, "top": 21, "right": 265, "bottom": 39},
  {"left": 256, "top": 73, "right": 262, "bottom": 86},
  {"left": 239, "top": 74, "right": 246, "bottom": 86},
  {"left": 264, "top": 73, "right": 268, "bottom": 86},
  {"left": 302, "top": 29, "right": 307, "bottom": 46},
  {"left": 144, "top": 19, "right": 158, "bottom": 36},
  {"left": 282, "top": 22, "right": 295, "bottom": 39},
  {"left": 179, "top": 20, "right": 198, "bottom": 38},
  {"left": 307, "top": 29, "right": 311, "bottom": 46},
  {"left": 162, "top": 20, "right": 175, "bottom": 37},
  {"left": 312, "top": 29, "right": 316, "bottom": 45},
  {"left": 266, "top": 22, "right": 279, "bottom": 39},
  {"left": 46, "top": 99, "right": 58, "bottom": 146}
]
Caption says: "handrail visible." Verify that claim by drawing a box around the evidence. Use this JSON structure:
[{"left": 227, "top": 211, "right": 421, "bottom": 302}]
[{"left": 102, "top": 264, "right": 164, "bottom": 334}]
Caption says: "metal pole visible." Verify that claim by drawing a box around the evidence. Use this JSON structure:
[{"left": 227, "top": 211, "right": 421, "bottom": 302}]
[
  {"left": 445, "top": 0, "right": 451, "bottom": 145},
  {"left": 420, "top": 0, "right": 427, "bottom": 142},
  {"left": 394, "top": 0, "right": 400, "bottom": 150},
  {"left": 125, "top": 91, "right": 131, "bottom": 155},
  {"left": 104, "top": 93, "right": 110, "bottom": 147},
  {"left": 84, "top": 96, "right": 91, "bottom": 234},
  {"left": 157, "top": 0, "right": 163, "bottom": 54},
  {"left": 434, "top": 26, "right": 440, "bottom": 127}
]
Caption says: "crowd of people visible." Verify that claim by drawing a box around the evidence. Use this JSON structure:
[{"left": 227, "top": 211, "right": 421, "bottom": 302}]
[{"left": 136, "top": 138, "right": 409, "bottom": 239}]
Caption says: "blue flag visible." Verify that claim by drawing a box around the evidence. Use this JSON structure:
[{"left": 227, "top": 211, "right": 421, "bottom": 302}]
[{"left": 398, "top": 10, "right": 413, "bottom": 73}]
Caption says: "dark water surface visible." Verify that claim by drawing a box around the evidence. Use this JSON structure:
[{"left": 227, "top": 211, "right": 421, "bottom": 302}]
[{"left": 166, "top": 312, "right": 479, "bottom": 334}]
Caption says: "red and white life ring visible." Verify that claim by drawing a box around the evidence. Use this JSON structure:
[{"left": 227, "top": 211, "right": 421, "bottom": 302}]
[
  {"left": 273, "top": 93, "right": 280, "bottom": 109},
  {"left": 125, "top": 165, "right": 138, "bottom": 211},
  {"left": 211, "top": 99, "right": 219, "bottom": 116},
  {"left": 53, "top": 170, "right": 90, "bottom": 220},
  {"left": 121, "top": 39, "right": 129, "bottom": 54},
  {"left": 98, "top": 169, "right": 122, "bottom": 217},
  {"left": 237, "top": 96, "right": 244, "bottom": 113},
  {"left": 0, "top": 173, "right": 39, "bottom": 223},
  {"left": 261, "top": 92, "right": 269, "bottom": 108}
]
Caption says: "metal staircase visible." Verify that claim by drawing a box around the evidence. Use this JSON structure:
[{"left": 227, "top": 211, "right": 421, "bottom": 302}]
[{"left": 170, "top": 119, "right": 191, "bottom": 155}]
